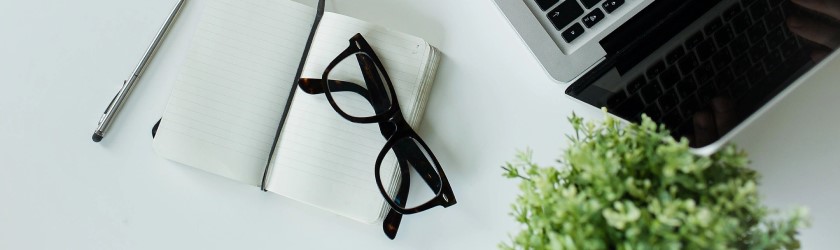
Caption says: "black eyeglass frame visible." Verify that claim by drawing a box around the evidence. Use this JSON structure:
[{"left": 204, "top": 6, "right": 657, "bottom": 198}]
[{"left": 319, "top": 33, "right": 456, "bottom": 214}]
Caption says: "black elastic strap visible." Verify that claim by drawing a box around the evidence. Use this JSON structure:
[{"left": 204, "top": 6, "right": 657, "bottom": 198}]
[{"left": 260, "top": 0, "right": 327, "bottom": 191}]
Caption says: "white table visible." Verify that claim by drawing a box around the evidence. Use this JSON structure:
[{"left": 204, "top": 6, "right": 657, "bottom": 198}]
[{"left": 1, "top": 0, "right": 838, "bottom": 249}]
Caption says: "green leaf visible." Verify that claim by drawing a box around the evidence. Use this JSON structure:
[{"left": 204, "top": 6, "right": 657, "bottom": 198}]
[{"left": 501, "top": 113, "right": 808, "bottom": 249}]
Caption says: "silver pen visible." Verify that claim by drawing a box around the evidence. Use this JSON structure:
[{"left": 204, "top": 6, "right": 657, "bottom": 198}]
[{"left": 92, "top": 0, "right": 186, "bottom": 142}]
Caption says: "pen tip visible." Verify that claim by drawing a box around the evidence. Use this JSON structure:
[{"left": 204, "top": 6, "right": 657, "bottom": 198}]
[{"left": 92, "top": 133, "right": 103, "bottom": 142}]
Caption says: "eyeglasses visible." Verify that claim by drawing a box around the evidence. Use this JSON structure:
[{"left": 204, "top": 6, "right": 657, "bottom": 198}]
[{"left": 298, "top": 33, "right": 456, "bottom": 239}]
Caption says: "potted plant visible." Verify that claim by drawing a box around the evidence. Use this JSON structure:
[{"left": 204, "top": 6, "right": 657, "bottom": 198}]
[{"left": 501, "top": 112, "right": 808, "bottom": 249}]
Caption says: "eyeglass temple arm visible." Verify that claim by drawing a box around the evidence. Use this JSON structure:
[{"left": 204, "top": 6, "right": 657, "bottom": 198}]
[
  {"left": 296, "top": 54, "right": 386, "bottom": 104},
  {"left": 298, "top": 78, "right": 371, "bottom": 102},
  {"left": 356, "top": 54, "right": 393, "bottom": 112},
  {"left": 383, "top": 156, "right": 410, "bottom": 239}
]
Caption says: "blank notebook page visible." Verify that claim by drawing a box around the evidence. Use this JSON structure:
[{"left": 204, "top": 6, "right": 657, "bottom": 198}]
[
  {"left": 153, "top": 0, "right": 315, "bottom": 186},
  {"left": 266, "top": 12, "right": 430, "bottom": 223}
]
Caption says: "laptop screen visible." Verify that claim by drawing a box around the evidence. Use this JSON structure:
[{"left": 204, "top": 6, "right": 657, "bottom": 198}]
[{"left": 566, "top": 0, "right": 838, "bottom": 148}]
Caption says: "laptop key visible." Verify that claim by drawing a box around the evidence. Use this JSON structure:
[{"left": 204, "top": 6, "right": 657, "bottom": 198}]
[
  {"left": 711, "top": 48, "right": 733, "bottom": 70},
  {"left": 695, "top": 40, "right": 717, "bottom": 62},
  {"left": 714, "top": 67, "right": 735, "bottom": 86},
  {"left": 765, "top": 9, "right": 785, "bottom": 26},
  {"left": 640, "top": 81, "right": 663, "bottom": 104},
  {"left": 697, "top": 83, "right": 716, "bottom": 104},
  {"left": 685, "top": 32, "right": 705, "bottom": 49},
  {"left": 666, "top": 46, "right": 686, "bottom": 65},
  {"left": 646, "top": 60, "right": 666, "bottom": 78},
  {"left": 705, "top": 17, "right": 724, "bottom": 34},
  {"left": 675, "top": 80, "right": 697, "bottom": 99},
  {"left": 723, "top": 3, "right": 742, "bottom": 20},
  {"left": 679, "top": 95, "right": 701, "bottom": 118},
  {"left": 581, "top": 8, "right": 606, "bottom": 28},
  {"left": 765, "top": 26, "right": 786, "bottom": 48},
  {"left": 730, "top": 35, "right": 750, "bottom": 56},
  {"left": 534, "top": 0, "right": 560, "bottom": 11},
  {"left": 746, "top": 21, "right": 767, "bottom": 44},
  {"left": 731, "top": 76, "right": 751, "bottom": 98},
  {"left": 695, "top": 62, "right": 716, "bottom": 84},
  {"left": 561, "top": 23, "right": 585, "bottom": 43},
  {"left": 677, "top": 52, "right": 699, "bottom": 75},
  {"left": 602, "top": 0, "right": 624, "bottom": 13},
  {"left": 749, "top": 0, "right": 771, "bottom": 19},
  {"left": 746, "top": 63, "right": 767, "bottom": 85},
  {"left": 714, "top": 25, "right": 735, "bottom": 46},
  {"left": 626, "top": 76, "right": 646, "bottom": 94},
  {"left": 780, "top": 37, "right": 801, "bottom": 57},
  {"left": 731, "top": 13, "right": 752, "bottom": 33},
  {"left": 547, "top": 0, "right": 584, "bottom": 31},
  {"left": 659, "top": 67, "right": 681, "bottom": 88},
  {"left": 580, "top": 0, "right": 602, "bottom": 9},
  {"left": 606, "top": 90, "right": 628, "bottom": 108},
  {"left": 730, "top": 55, "right": 751, "bottom": 78},
  {"left": 643, "top": 104, "right": 663, "bottom": 121},
  {"left": 613, "top": 94, "right": 644, "bottom": 121},
  {"left": 681, "top": 72, "right": 698, "bottom": 87},
  {"left": 748, "top": 40, "right": 768, "bottom": 62},
  {"left": 763, "top": 50, "right": 783, "bottom": 71}
]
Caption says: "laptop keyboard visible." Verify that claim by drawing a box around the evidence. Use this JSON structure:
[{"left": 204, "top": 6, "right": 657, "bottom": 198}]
[
  {"left": 541, "top": 0, "right": 624, "bottom": 42},
  {"left": 606, "top": 0, "right": 806, "bottom": 137},
  {"left": 532, "top": 0, "right": 631, "bottom": 52}
]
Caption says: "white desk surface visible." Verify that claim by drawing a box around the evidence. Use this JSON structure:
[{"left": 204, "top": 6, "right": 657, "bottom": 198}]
[{"left": 1, "top": 0, "right": 838, "bottom": 249}]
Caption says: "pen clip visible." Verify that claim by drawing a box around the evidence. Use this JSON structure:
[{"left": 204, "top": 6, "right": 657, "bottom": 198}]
[{"left": 103, "top": 80, "right": 127, "bottom": 114}]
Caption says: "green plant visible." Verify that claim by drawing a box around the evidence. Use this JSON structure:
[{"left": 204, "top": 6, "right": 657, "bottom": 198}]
[{"left": 501, "top": 112, "right": 808, "bottom": 250}]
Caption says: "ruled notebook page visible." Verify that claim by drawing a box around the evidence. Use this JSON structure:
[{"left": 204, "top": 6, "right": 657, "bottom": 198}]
[
  {"left": 153, "top": 0, "right": 315, "bottom": 186},
  {"left": 266, "top": 12, "right": 431, "bottom": 223}
]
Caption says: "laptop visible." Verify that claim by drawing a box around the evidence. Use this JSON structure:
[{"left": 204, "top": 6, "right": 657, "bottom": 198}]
[{"left": 493, "top": 0, "right": 839, "bottom": 154}]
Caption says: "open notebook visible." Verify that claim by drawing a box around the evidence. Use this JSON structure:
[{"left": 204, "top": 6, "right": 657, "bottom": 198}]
[{"left": 152, "top": 0, "right": 440, "bottom": 223}]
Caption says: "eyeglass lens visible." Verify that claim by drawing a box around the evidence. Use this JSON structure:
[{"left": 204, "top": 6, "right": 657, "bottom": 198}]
[
  {"left": 326, "top": 52, "right": 395, "bottom": 118},
  {"left": 379, "top": 136, "right": 443, "bottom": 209}
]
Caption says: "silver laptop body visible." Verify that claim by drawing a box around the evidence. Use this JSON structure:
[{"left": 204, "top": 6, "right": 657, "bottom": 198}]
[{"left": 494, "top": 0, "right": 838, "bottom": 154}]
